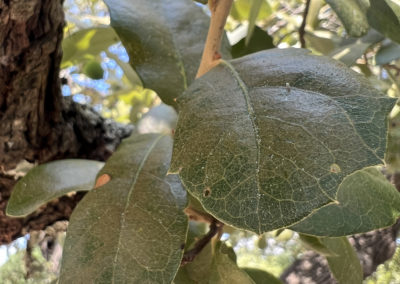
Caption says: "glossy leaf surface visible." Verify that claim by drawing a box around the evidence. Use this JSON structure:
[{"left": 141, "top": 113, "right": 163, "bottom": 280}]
[
  {"left": 105, "top": 0, "right": 231, "bottom": 106},
  {"left": 7, "top": 159, "right": 104, "bottom": 217},
  {"left": 291, "top": 167, "right": 400, "bottom": 236},
  {"left": 59, "top": 134, "right": 188, "bottom": 283},
  {"left": 171, "top": 48, "right": 395, "bottom": 233}
]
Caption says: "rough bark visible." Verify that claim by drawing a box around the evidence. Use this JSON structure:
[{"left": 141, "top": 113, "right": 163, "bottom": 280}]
[{"left": 0, "top": 0, "right": 132, "bottom": 245}]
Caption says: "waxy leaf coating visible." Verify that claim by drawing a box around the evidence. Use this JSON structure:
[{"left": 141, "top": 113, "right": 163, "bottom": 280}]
[
  {"left": 171, "top": 48, "right": 395, "bottom": 234},
  {"left": 59, "top": 134, "right": 188, "bottom": 283}
]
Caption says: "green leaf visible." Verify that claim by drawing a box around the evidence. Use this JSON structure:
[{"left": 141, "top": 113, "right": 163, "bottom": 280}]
[
  {"left": 175, "top": 242, "right": 254, "bottom": 284},
  {"left": 326, "top": 0, "right": 400, "bottom": 43},
  {"left": 290, "top": 167, "right": 400, "bottom": 236},
  {"left": 232, "top": 26, "right": 275, "bottom": 58},
  {"left": 174, "top": 242, "right": 214, "bottom": 284},
  {"left": 6, "top": 159, "right": 104, "bottom": 217},
  {"left": 245, "top": 0, "right": 264, "bottom": 46},
  {"left": 209, "top": 243, "right": 255, "bottom": 284},
  {"left": 231, "top": 0, "right": 271, "bottom": 22},
  {"left": 330, "top": 29, "right": 384, "bottom": 66},
  {"left": 104, "top": 0, "right": 231, "bottom": 106},
  {"left": 325, "top": 0, "right": 369, "bottom": 37},
  {"left": 59, "top": 134, "right": 188, "bottom": 283},
  {"left": 62, "top": 27, "right": 119, "bottom": 68},
  {"left": 171, "top": 48, "right": 395, "bottom": 234},
  {"left": 321, "top": 237, "right": 363, "bottom": 284},
  {"left": 298, "top": 234, "right": 337, "bottom": 256},
  {"left": 376, "top": 41, "right": 400, "bottom": 65},
  {"left": 243, "top": 268, "right": 283, "bottom": 284},
  {"left": 366, "top": 0, "right": 400, "bottom": 44}
]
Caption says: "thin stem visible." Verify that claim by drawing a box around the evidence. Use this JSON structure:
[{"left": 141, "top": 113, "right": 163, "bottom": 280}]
[
  {"left": 181, "top": 219, "right": 224, "bottom": 265},
  {"left": 196, "top": 0, "right": 233, "bottom": 78},
  {"left": 299, "top": 0, "right": 311, "bottom": 48}
]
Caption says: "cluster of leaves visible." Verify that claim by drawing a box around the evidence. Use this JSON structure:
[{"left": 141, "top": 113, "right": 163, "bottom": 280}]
[{"left": 5, "top": 0, "right": 400, "bottom": 283}]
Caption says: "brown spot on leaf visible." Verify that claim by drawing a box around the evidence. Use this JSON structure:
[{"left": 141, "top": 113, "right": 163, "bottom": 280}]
[
  {"left": 95, "top": 174, "right": 111, "bottom": 188},
  {"left": 203, "top": 187, "right": 211, "bottom": 197}
]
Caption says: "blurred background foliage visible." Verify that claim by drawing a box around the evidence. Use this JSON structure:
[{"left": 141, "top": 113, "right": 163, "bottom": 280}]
[{"left": 1, "top": 0, "right": 400, "bottom": 282}]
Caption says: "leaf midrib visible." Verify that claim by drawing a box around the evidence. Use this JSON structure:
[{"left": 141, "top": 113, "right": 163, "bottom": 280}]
[
  {"left": 220, "top": 60, "right": 263, "bottom": 234},
  {"left": 111, "top": 134, "right": 165, "bottom": 282}
]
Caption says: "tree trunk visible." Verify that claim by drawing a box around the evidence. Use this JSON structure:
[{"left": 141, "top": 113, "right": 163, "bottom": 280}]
[{"left": 0, "top": 0, "right": 132, "bottom": 245}]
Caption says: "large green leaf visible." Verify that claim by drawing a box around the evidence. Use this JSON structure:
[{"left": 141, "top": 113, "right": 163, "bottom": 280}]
[
  {"left": 366, "top": 0, "right": 400, "bottom": 44},
  {"left": 59, "top": 134, "right": 188, "bottom": 283},
  {"left": 325, "top": 0, "right": 369, "bottom": 37},
  {"left": 104, "top": 0, "right": 231, "bottom": 106},
  {"left": 322, "top": 237, "right": 363, "bottom": 284},
  {"left": 326, "top": 0, "right": 400, "bottom": 43},
  {"left": 62, "top": 27, "right": 119, "bottom": 68},
  {"left": 170, "top": 48, "right": 395, "bottom": 234},
  {"left": 290, "top": 167, "right": 400, "bottom": 236},
  {"left": 6, "top": 159, "right": 104, "bottom": 217}
]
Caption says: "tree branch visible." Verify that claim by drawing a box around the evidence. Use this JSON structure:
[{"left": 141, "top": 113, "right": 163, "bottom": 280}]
[
  {"left": 299, "top": 0, "right": 311, "bottom": 48},
  {"left": 196, "top": 0, "right": 233, "bottom": 78}
]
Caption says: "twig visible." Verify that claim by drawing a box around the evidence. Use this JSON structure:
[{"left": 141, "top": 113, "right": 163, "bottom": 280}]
[
  {"left": 299, "top": 0, "right": 311, "bottom": 48},
  {"left": 181, "top": 219, "right": 224, "bottom": 265},
  {"left": 196, "top": 0, "right": 233, "bottom": 78}
]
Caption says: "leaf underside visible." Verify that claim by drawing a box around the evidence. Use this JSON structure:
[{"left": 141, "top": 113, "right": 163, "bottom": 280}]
[
  {"left": 171, "top": 48, "right": 395, "bottom": 234},
  {"left": 59, "top": 134, "right": 188, "bottom": 284},
  {"left": 104, "top": 0, "right": 231, "bottom": 106},
  {"left": 322, "top": 237, "right": 363, "bottom": 284},
  {"left": 6, "top": 159, "right": 104, "bottom": 217}
]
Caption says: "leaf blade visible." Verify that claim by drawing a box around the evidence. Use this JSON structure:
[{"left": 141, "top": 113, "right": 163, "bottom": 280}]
[
  {"left": 290, "top": 167, "right": 400, "bottom": 236},
  {"left": 171, "top": 48, "right": 395, "bottom": 234},
  {"left": 322, "top": 237, "right": 363, "bottom": 284},
  {"left": 6, "top": 159, "right": 104, "bottom": 217},
  {"left": 59, "top": 134, "right": 188, "bottom": 283},
  {"left": 104, "top": 0, "right": 231, "bottom": 106}
]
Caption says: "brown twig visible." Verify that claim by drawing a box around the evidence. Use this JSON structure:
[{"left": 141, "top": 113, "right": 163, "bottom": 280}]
[
  {"left": 299, "top": 0, "right": 311, "bottom": 48},
  {"left": 196, "top": 0, "right": 233, "bottom": 78},
  {"left": 181, "top": 219, "right": 224, "bottom": 265}
]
